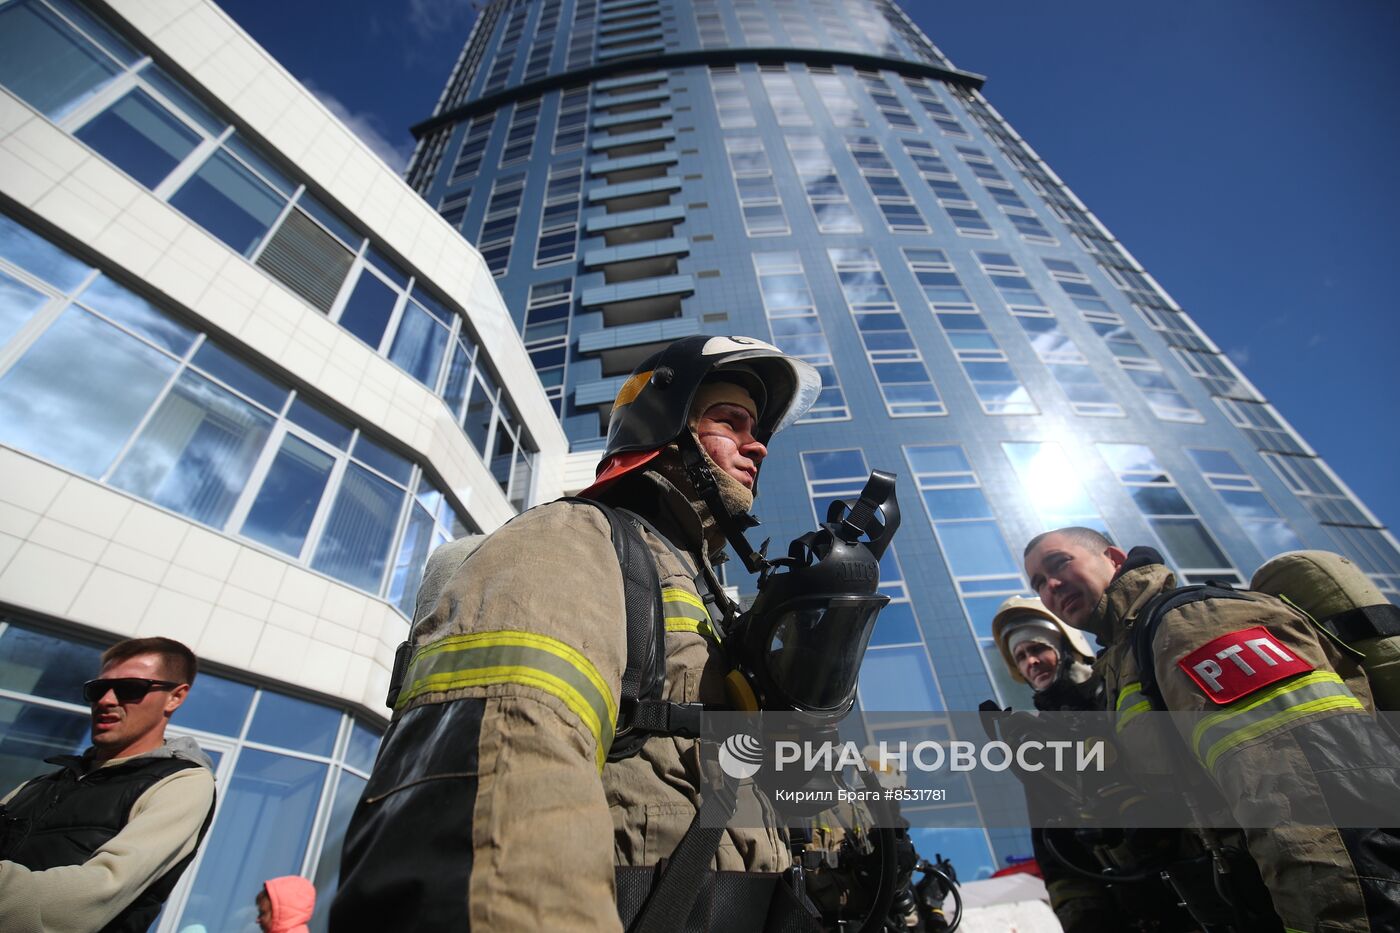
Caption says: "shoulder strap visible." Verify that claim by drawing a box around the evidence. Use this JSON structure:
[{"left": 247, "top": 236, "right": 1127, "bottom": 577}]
[
  {"left": 1131, "top": 582, "right": 1252, "bottom": 709},
  {"left": 559, "top": 497, "right": 668, "bottom": 762}
]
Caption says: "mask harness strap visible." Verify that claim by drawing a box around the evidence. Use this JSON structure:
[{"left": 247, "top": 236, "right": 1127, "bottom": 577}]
[{"left": 677, "top": 431, "right": 768, "bottom": 575}]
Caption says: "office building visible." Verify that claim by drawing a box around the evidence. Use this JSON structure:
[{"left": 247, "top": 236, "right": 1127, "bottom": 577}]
[
  {"left": 407, "top": 0, "right": 1400, "bottom": 874},
  {"left": 0, "top": 0, "right": 565, "bottom": 928}
]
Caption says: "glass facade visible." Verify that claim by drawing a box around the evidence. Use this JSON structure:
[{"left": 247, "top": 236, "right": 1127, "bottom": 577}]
[
  {"left": 0, "top": 618, "right": 378, "bottom": 933},
  {"left": 0, "top": 0, "right": 537, "bottom": 495},
  {"left": 0, "top": 212, "right": 478, "bottom": 616},
  {"left": 414, "top": 0, "right": 1400, "bottom": 876}
]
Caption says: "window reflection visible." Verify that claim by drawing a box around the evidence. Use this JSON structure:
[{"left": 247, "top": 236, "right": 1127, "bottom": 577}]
[
  {"left": 0, "top": 215, "right": 480, "bottom": 606},
  {"left": 110, "top": 372, "right": 275, "bottom": 527},
  {"left": 180, "top": 750, "right": 327, "bottom": 933},
  {"left": 0, "top": 0, "right": 121, "bottom": 120},
  {"left": 248, "top": 692, "right": 342, "bottom": 756},
  {"left": 308, "top": 771, "right": 366, "bottom": 933},
  {"left": 0, "top": 307, "right": 176, "bottom": 476},
  {"left": 0, "top": 697, "right": 89, "bottom": 797},
  {"left": 241, "top": 435, "right": 335, "bottom": 558},
  {"left": 73, "top": 88, "right": 200, "bottom": 188}
]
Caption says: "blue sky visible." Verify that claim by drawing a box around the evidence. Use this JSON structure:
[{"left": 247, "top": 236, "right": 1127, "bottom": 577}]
[{"left": 216, "top": 0, "right": 1400, "bottom": 533}]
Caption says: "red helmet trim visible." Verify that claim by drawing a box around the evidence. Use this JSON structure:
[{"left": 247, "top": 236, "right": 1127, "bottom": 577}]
[{"left": 578, "top": 448, "right": 664, "bottom": 499}]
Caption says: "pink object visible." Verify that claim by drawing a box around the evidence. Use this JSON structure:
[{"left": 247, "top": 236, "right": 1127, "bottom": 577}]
[{"left": 261, "top": 875, "right": 316, "bottom": 933}]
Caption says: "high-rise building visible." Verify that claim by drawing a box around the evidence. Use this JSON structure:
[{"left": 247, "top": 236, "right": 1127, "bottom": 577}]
[
  {"left": 408, "top": 0, "right": 1400, "bottom": 874},
  {"left": 0, "top": 1, "right": 564, "bottom": 929}
]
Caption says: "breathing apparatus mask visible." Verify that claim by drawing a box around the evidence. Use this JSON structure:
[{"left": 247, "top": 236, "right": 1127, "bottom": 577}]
[{"left": 724, "top": 470, "right": 900, "bottom": 727}]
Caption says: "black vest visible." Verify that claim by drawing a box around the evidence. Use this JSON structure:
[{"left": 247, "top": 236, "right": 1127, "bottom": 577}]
[{"left": 0, "top": 752, "right": 216, "bottom": 933}]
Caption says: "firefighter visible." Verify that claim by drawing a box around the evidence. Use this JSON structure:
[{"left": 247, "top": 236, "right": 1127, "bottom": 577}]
[
  {"left": 989, "top": 597, "right": 1196, "bottom": 933},
  {"left": 330, "top": 336, "right": 823, "bottom": 932},
  {"left": 1023, "top": 526, "right": 1400, "bottom": 932}
]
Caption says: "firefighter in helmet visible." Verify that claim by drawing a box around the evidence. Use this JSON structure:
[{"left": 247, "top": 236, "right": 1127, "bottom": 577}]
[{"left": 331, "top": 336, "right": 825, "bottom": 932}]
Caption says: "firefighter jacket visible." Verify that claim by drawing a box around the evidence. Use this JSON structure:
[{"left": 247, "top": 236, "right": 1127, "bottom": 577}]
[
  {"left": 331, "top": 468, "right": 787, "bottom": 932},
  {"left": 1091, "top": 553, "right": 1400, "bottom": 933}
]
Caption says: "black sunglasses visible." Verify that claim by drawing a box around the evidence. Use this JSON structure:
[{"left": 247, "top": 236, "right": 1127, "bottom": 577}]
[{"left": 82, "top": 678, "right": 181, "bottom": 704}]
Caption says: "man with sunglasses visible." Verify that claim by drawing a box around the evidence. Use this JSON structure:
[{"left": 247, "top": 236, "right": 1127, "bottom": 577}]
[{"left": 0, "top": 636, "right": 216, "bottom": 932}]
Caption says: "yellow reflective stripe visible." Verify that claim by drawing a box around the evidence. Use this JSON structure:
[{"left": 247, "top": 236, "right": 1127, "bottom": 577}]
[
  {"left": 663, "top": 587, "right": 715, "bottom": 638},
  {"left": 662, "top": 587, "right": 707, "bottom": 613},
  {"left": 1116, "top": 700, "right": 1152, "bottom": 733},
  {"left": 1195, "top": 672, "right": 1365, "bottom": 772},
  {"left": 1191, "top": 671, "right": 1343, "bottom": 752},
  {"left": 396, "top": 631, "right": 616, "bottom": 772},
  {"left": 665, "top": 617, "right": 715, "bottom": 638},
  {"left": 1203, "top": 696, "right": 1363, "bottom": 773},
  {"left": 1115, "top": 682, "right": 1143, "bottom": 711}
]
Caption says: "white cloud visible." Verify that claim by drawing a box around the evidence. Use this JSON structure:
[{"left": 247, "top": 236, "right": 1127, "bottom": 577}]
[
  {"left": 408, "top": 0, "right": 475, "bottom": 39},
  {"left": 1226, "top": 345, "right": 1251, "bottom": 368},
  {"left": 308, "top": 85, "right": 414, "bottom": 173}
]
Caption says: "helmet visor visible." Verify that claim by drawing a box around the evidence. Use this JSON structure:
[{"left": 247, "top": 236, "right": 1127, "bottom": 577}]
[{"left": 762, "top": 594, "right": 888, "bottom": 713}]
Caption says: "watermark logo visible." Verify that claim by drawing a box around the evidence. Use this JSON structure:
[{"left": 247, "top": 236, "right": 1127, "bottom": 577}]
[{"left": 719, "top": 733, "right": 764, "bottom": 779}]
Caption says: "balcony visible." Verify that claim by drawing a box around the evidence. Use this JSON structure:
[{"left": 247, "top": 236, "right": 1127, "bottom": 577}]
[
  {"left": 595, "top": 70, "right": 668, "bottom": 92},
  {"left": 590, "top": 126, "right": 674, "bottom": 159},
  {"left": 585, "top": 203, "right": 684, "bottom": 248},
  {"left": 590, "top": 176, "right": 681, "bottom": 215},
  {"left": 594, "top": 89, "right": 670, "bottom": 113},
  {"left": 581, "top": 274, "right": 694, "bottom": 327},
  {"left": 584, "top": 236, "right": 689, "bottom": 268},
  {"left": 578, "top": 318, "right": 704, "bottom": 378},
  {"left": 590, "top": 150, "right": 677, "bottom": 185},
  {"left": 575, "top": 374, "right": 630, "bottom": 407},
  {"left": 597, "top": 40, "right": 667, "bottom": 61},
  {"left": 593, "top": 106, "right": 672, "bottom": 131}
]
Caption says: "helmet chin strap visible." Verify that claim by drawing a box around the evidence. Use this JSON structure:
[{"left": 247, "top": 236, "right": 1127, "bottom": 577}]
[{"left": 678, "top": 431, "right": 768, "bottom": 574}]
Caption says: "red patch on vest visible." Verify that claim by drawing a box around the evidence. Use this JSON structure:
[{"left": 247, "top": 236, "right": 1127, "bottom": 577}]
[{"left": 1176, "top": 626, "right": 1313, "bottom": 705}]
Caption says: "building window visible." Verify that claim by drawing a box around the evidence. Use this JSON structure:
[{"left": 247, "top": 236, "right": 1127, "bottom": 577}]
[
  {"left": 0, "top": 0, "right": 521, "bottom": 425},
  {"left": 1214, "top": 398, "right": 1308, "bottom": 456},
  {"left": 802, "top": 449, "right": 942, "bottom": 711},
  {"left": 787, "top": 134, "right": 862, "bottom": 234},
  {"left": 708, "top": 67, "right": 756, "bottom": 128},
  {"left": 1186, "top": 448, "right": 1304, "bottom": 559},
  {"left": 859, "top": 72, "right": 916, "bottom": 129},
  {"left": 760, "top": 72, "right": 811, "bottom": 126},
  {"left": 449, "top": 114, "right": 496, "bottom": 184},
  {"left": 1042, "top": 258, "right": 1202, "bottom": 423},
  {"left": 828, "top": 248, "right": 944, "bottom": 417},
  {"left": 500, "top": 98, "right": 541, "bottom": 166},
  {"left": 903, "top": 443, "right": 1029, "bottom": 707},
  {"left": 1097, "top": 443, "right": 1242, "bottom": 584},
  {"left": 902, "top": 79, "right": 971, "bottom": 136},
  {"left": 902, "top": 248, "right": 1036, "bottom": 415},
  {"left": 535, "top": 161, "right": 582, "bottom": 266},
  {"left": 478, "top": 171, "right": 526, "bottom": 276},
  {"left": 1002, "top": 442, "right": 1111, "bottom": 535},
  {"left": 724, "top": 137, "right": 789, "bottom": 236},
  {"left": 848, "top": 137, "right": 928, "bottom": 233},
  {"left": 437, "top": 188, "right": 471, "bottom": 228},
  {"left": 553, "top": 85, "right": 589, "bottom": 152},
  {"left": 973, "top": 251, "right": 1122, "bottom": 417},
  {"left": 810, "top": 73, "right": 867, "bottom": 128},
  {"left": 567, "top": 0, "right": 597, "bottom": 67},
  {"left": 753, "top": 252, "right": 849, "bottom": 421},
  {"left": 900, "top": 139, "right": 993, "bottom": 237},
  {"left": 523, "top": 280, "right": 572, "bottom": 416},
  {"left": 0, "top": 215, "right": 502, "bottom": 610},
  {"left": 956, "top": 144, "right": 1057, "bottom": 245},
  {"left": 1260, "top": 451, "right": 1373, "bottom": 527}
]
